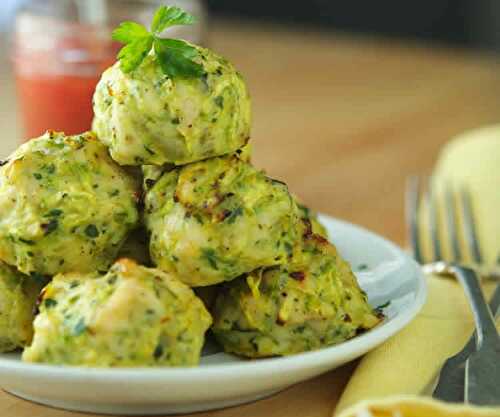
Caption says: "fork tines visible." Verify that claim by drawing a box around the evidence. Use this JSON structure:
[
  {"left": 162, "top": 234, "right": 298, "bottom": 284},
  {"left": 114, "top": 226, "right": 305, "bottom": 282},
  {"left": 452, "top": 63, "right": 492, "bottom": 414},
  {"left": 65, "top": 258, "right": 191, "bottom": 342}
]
[{"left": 405, "top": 176, "right": 483, "bottom": 266}]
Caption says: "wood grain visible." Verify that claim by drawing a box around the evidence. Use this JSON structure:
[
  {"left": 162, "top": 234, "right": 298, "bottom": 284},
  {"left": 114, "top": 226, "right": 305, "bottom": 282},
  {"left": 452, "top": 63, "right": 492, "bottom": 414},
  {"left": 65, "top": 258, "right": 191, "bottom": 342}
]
[{"left": 1, "top": 18, "right": 500, "bottom": 417}]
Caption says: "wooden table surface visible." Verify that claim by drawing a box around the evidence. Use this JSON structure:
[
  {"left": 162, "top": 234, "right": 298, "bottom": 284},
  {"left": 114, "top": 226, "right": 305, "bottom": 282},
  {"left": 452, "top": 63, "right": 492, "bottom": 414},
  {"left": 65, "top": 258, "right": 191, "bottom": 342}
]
[{"left": 1, "top": 19, "right": 500, "bottom": 417}]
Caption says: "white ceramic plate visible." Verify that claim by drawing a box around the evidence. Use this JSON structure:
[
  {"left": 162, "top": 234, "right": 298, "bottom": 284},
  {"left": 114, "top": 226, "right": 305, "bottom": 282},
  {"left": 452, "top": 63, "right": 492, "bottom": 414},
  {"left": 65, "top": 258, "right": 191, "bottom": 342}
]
[{"left": 0, "top": 214, "right": 426, "bottom": 415}]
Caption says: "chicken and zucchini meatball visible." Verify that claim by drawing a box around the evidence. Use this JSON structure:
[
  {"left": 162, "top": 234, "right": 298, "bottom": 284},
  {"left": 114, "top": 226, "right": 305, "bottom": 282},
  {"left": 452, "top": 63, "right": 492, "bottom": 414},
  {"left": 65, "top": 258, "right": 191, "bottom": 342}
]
[
  {"left": 93, "top": 46, "right": 251, "bottom": 166},
  {"left": 0, "top": 131, "right": 140, "bottom": 276},
  {"left": 0, "top": 261, "right": 45, "bottom": 352},
  {"left": 23, "top": 259, "right": 212, "bottom": 366},
  {"left": 144, "top": 153, "right": 300, "bottom": 287},
  {"left": 212, "top": 224, "right": 381, "bottom": 357}
]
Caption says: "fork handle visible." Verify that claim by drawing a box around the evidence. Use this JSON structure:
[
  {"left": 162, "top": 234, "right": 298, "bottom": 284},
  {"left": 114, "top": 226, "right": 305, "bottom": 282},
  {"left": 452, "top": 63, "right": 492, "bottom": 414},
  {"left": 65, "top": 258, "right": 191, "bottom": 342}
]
[{"left": 450, "top": 265, "right": 500, "bottom": 348}]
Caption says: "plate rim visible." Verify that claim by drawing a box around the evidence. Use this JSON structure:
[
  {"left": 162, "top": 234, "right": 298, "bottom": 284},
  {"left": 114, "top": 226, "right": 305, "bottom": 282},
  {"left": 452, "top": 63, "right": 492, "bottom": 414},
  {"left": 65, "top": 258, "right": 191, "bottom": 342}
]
[{"left": 0, "top": 214, "right": 427, "bottom": 382}]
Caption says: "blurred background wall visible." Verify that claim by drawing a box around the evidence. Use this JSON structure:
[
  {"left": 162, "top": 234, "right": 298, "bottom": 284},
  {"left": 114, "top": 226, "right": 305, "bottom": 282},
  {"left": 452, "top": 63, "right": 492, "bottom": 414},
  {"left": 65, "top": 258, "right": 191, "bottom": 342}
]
[
  {"left": 2, "top": 0, "right": 500, "bottom": 50},
  {"left": 206, "top": 0, "right": 500, "bottom": 50}
]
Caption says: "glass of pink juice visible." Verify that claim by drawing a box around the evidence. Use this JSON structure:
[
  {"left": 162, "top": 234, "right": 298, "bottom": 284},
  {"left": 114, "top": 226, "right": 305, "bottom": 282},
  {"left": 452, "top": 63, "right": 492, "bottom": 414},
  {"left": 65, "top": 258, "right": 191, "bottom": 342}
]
[{"left": 12, "top": 0, "right": 206, "bottom": 141}]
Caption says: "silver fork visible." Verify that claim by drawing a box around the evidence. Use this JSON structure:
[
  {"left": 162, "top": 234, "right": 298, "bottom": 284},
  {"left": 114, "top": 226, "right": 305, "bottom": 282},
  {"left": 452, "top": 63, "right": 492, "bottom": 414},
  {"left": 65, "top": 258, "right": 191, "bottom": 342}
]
[
  {"left": 433, "top": 285, "right": 500, "bottom": 403},
  {"left": 406, "top": 176, "right": 500, "bottom": 406}
]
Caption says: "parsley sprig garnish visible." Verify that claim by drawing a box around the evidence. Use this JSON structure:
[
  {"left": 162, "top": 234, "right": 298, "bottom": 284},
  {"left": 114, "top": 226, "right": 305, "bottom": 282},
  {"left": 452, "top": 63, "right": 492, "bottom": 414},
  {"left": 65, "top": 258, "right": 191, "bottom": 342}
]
[{"left": 112, "top": 5, "right": 204, "bottom": 78}]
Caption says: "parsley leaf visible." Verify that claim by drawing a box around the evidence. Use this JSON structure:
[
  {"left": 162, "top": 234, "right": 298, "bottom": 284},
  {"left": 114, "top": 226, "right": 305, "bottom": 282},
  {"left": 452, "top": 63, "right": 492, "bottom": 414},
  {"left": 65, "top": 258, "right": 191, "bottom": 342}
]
[
  {"left": 111, "top": 5, "right": 203, "bottom": 78},
  {"left": 154, "top": 38, "right": 204, "bottom": 78},
  {"left": 112, "top": 22, "right": 149, "bottom": 43},
  {"left": 117, "top": 36, "right": 154, "bottom": 73},
  {"left": 151, "top": 6, "right": 196, "bottom": 35}
]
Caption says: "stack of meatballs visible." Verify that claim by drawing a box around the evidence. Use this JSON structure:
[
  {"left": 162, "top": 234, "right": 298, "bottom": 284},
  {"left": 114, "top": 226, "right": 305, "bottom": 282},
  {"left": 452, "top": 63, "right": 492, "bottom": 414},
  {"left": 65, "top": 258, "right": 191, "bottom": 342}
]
[{"left": 0, "top": 44, "right": 380, "bottom": 366}]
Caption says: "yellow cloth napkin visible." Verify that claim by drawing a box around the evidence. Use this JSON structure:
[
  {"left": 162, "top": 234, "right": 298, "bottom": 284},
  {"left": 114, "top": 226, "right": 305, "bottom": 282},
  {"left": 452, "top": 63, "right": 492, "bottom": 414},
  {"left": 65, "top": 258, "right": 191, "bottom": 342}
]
[
  {"left": 338, "top": 397, "right": 500, "bottom": 417},
  {"left": 334, "top": 125, "right": 500, "bottom": 417}
]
